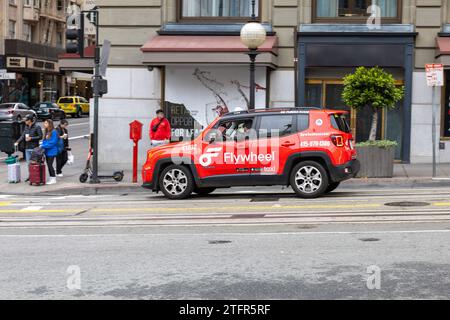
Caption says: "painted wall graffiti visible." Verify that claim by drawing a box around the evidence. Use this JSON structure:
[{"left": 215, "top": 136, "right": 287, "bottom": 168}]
[{"left": 165, "top": 66, "right": 267, "bottom": 137}]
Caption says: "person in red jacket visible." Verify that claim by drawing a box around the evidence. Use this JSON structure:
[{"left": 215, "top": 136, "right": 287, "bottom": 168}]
[{"left": 150, "top": 109, "right": 171, "bottom": 147}]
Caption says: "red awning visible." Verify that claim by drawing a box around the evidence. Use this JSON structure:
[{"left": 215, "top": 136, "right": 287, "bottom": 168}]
[
  {"left": 141, "top": 35, "right": 278, "bottom": 54},
  {"left": 58, "top": 44, "right": 96, "bottom": 59},
  {"left": 436, "top": 37, "right": 450, "bottom": 57}
]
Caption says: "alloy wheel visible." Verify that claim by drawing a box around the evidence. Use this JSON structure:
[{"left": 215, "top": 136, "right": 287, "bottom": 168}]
[
  {"left": 163, "top": 169, "right": 189, "bottom": 196},
  {"left": 294, "top": 165, "right": 323, "bottom": 194}
]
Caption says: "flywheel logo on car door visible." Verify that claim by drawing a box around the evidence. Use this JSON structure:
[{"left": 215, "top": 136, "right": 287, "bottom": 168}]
[{"left": 199, "top": 147, "right": 223, "bottom": 167}]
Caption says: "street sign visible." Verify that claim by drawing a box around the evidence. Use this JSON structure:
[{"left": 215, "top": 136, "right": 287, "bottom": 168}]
[
  {"left": 0, "top": 73, "right": 16, "bottom": 80},
  {"left": 426, "top": 63, "right": 444, "bottom": 87},
  {"left": 0, "top": 69, "right": 7, "bottom": 74},
  {"left": 99, "top": 40, "right": 111, "bottom": 77}
]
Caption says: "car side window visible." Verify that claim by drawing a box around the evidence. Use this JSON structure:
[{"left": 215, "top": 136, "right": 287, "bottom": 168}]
[
  {"left": 297, "top": 114, "right": 310, "bottom": 132},
  {"left": 206, "top": 118, "right": 255, "bottom": 143},
  {"left": 258, "top": 115, "right": 294, "bottom": 138}
]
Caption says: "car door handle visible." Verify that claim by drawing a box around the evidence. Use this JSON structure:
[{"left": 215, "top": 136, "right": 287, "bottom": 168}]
[{"left": 281, "top": 142, "right": 295, "bottom": 147}]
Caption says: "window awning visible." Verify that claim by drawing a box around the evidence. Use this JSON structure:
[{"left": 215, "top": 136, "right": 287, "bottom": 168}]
[
  {"left": 141, "top": 35, "right": 278, "bottom": 68},
  {"left": 436, "top": 37, "right": 450, "bottom": 57}
]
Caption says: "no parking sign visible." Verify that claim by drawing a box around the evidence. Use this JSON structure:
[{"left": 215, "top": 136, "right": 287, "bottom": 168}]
[{"left": 426, "top": 63, "right": 444, "bottom": 87}]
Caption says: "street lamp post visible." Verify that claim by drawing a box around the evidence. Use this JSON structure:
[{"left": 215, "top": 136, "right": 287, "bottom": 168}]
[{"left": 240, "top": 0, "right": 266, "bottom": 110}]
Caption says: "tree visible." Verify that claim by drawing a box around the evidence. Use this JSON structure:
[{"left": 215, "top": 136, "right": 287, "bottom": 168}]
[{"left": 342, "top": 67, "right": 404, "bottom": 141}]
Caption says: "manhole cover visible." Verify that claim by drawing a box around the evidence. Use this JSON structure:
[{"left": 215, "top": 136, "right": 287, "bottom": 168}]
[
  {"left": 385, "top": 201, "right": 430, "bottom": 207},
  {"left": 208, "top": 240, "right": 232, "bottom": 245},
  {"left": 359, "top": 238, "right": 380, "bottom": 242}
]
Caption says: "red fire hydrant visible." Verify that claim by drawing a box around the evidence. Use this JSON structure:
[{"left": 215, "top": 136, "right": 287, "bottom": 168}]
[{"left": 129, "top": 120, "right": 143, "bottom": 183}]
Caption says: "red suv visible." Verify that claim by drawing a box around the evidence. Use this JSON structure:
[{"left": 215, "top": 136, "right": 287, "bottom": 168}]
[{"left": 142, "top": 108, "right": 360, "bottom": 199}]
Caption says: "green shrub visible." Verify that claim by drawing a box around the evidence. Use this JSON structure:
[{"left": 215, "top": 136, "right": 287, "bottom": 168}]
[{"left": 356, "top": 140, "right": 398, "bottom": 149}]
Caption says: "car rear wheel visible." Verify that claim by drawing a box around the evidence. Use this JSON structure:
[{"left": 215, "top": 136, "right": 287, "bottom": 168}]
[
  {"left": 159, "top": 165, "right": 194, "bottom": 200},
  {"left": 325, "top": 182, "right": 341, "bottom": 194},
  {"left": 194, "top": 187, "right": 216, "bottom": 196},
  {"left": 290, "top": 161, "right": 329, "bottom": 199},
  {"left": 16, "top": 115, "right": 22, "bottom": 122}
]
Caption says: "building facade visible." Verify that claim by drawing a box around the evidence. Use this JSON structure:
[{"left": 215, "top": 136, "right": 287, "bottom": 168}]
[
  {"left": 0, "top": 0, "right": 81, "bottom": 106},
  {"left": 94, "top": 0, "right": 450, "bottom": 169}
]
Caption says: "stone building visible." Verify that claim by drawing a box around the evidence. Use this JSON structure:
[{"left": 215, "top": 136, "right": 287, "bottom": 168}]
[
  {"left": 0, "top": 0, "right": 81, "bottom": 105},
  {"left": 93, "top": 0, "right": 450, "bottom": 168}
]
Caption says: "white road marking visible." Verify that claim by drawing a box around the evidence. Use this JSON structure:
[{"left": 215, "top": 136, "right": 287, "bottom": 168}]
[
  {"left": 20, "top": 206, "right": 43, "bottom": 211},
  {"left": 69, "top": 135, "right": 89, "bottom": 141},
  {"left": 67, "top": 122, "right": 89, "bottom": 127}
]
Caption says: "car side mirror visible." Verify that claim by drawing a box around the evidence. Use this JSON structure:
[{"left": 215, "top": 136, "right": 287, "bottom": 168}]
[{"left": 209, "top": 132, "right": 217, "bottom": 144}]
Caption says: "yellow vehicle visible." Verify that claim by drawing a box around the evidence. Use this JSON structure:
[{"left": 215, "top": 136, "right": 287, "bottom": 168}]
[{"left": 57, "top": 96, "right": 90, "bottom": 118}]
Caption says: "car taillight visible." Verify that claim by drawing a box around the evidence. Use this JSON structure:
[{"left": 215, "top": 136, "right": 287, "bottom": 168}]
[
  {"left": 8, "top": 110, "right": 14, "bottom": 114},
  {"left": 331, "top": 135, "right": 345, "bottom": 147}
]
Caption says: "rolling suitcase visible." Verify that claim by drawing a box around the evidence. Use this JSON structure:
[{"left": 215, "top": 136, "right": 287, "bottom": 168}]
[
  {"left": 29, "top": 163, "right": 46, "bottom": 186},
  {"left": 7, "top": 163, "right": 21, "bottom": 183},
  {"left": 6, "top": 155, "right": 21, "bottom": 184}
]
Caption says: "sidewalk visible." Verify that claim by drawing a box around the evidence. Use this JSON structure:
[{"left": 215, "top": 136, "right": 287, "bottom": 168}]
[{"left": 1, "top": 162, "right": 450, "bottom": 196}]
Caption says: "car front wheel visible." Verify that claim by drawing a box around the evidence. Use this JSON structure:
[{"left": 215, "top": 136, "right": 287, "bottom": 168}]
[
  {"left": 159, "top": 165, "right": 194, "bottom": 200},
  {"left": 290, "top": 161, "right": 329, "bottom": 199}
]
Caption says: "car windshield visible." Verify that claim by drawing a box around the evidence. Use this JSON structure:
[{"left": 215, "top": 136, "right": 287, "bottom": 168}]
[
  {"left": 0, "top": 104, "right": 14, "bottom": 109},
  {"left": 59, "top": 98, "right": 73, "bottom": 104}
]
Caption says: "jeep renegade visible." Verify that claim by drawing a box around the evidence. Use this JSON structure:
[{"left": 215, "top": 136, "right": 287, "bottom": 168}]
[{"left": 142, "top": 108, "right": 360, "bottom": 199}]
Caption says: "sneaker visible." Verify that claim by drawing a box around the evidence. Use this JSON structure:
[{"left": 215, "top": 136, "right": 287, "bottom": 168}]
[
  {"left": 56, "top": 174, "right": 63, "bottom": 178},
  {"left": 46, "top": 177, "right": 57, "bottom": 185}
]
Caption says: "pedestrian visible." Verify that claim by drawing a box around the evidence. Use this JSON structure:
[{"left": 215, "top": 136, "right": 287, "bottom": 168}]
[
  {"left": 56, "top": 119, "right": 69, "bottom": 178},
  {"left": 14, "top": 114, "right": 43, "bottom": 182},
  {"left": 150, "top": 109, "right": 171, "bottom": 148},
  {"left": 41, "top": 119, "right": 59, "bottom": 185}
]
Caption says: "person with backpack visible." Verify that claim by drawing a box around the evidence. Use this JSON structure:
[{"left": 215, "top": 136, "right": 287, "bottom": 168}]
[
  {"left": 41, "top": 119, "right": 59, "bottom": 185},
  {"left": 56, "top": 119, "right": 69, "bottom": 177},
  {"left": 150, "top": 109, "right": 171, "bottom": 148}
]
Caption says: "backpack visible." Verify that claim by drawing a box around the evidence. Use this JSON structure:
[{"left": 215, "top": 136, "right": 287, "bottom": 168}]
[
  {"left": 30, "top": 147, "right": 45, "bottom": 164},
  {"left": 56, "top": 127, "right": 65, "bottom": 155}
]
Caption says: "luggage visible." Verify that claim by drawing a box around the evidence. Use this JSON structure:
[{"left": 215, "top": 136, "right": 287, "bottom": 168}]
[
  {"left": 7, "top": 162, "right": 21, "bottom": 183},
  {"left": 30, "top": 147, "right": 45, "bottom": 164},
  {"left": 29, "top": 163, "right": 46, "bottom": 186}
]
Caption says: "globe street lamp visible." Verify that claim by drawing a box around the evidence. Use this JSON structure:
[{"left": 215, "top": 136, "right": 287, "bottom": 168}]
[{"left": 240, "top": 2, "right": 266, "bottom": 110}]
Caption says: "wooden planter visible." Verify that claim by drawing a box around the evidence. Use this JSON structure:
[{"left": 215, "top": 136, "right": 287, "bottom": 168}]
[{"left": 356, "top": 146, "right": 395, "bottom": 178}]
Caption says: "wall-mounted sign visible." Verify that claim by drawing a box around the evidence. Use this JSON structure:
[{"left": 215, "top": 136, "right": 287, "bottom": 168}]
[
  {"left": 7, "top": 57, "right": 26, "bottom": 68},
  {"left": 0, "top": 73, "right": 16, "bottom": 80},
  {"left": 426, "top": 63, "right": 444, "bottom": 87},
  {"left": 28, "top": 58, "right": 58, "bottom": 72}
]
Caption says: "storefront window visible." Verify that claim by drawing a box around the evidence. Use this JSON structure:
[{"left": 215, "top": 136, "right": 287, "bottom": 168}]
[
  {"left": 442, "top": 71, "right": 450, "bottom": 138},
  {"left": 179, "top": 0, "right": 260, "bottom": 21},
  {"left": 314, "top": 0, "right": 400, "bottom": 22}
]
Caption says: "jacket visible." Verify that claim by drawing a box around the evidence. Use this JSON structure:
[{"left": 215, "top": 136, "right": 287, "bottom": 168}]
[
  {"left": 150, "top": 117, "right": 171, "bottom": 141},
  {"left": 56, "top": 126, "right": 69, "bottom": 149},
  {"left": 41, "top": 129, "right": 59, "bottom": 157},
  {"left": 16, "top": 122, "right": 43, "bottom": 150}
]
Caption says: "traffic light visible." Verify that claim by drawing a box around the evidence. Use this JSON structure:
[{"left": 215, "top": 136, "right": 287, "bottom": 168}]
[{"left": 66, "top": 28, "right": 84, "bottom": 57}]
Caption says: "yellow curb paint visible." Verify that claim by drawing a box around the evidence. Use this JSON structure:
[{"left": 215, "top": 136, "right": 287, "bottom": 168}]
[
  {"left": 0, "top": 209, "right": 74, "bottom": 213},
  {"left": 0, "top": 202, "right": 12, "bottom": 207}
]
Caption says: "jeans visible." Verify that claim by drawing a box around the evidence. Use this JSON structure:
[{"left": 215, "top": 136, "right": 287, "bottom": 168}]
[
  {"left": 46, "top": 156, "right": 56, "bottom": 178},
  {"left": 25, "top": 149, "right": 33, "bottom": 163},
  {"left": 56, "top": 151, "right": 68, "bottom": 175}
]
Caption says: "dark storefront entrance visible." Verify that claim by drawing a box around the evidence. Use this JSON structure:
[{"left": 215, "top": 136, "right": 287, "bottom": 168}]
[{"left": 297, "top": 25, "right": 416, "bottom": 162}]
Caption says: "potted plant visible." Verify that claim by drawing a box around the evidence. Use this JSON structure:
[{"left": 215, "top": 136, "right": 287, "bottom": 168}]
[{"left": 342, "top": 67, "right": 404, "bottom": 178}]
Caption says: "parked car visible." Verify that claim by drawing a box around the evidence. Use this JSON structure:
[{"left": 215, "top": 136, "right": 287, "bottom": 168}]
[
  {"left": 33, "top": 102, "right": 66, "bottom": 121},
  {"left": 57, "top": 96, "right": 90, "bottom": 118},
  {"left": 0, "top": 103, "right": 37, "bottom": 122},
  {"left": 142, "top": 108, "right": 360, "bottom": 200}
]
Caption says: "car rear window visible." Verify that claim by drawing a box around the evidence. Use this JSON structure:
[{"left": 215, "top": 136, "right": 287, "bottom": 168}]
[
  {"left": 330, "top": 113, "right": 351, "bottom": 133},
  {"left": 297, "top": 114, "right": 310, "bottom": 132},
  {"left": 59, "top": 98, "right": 73, "bottom": 104}
]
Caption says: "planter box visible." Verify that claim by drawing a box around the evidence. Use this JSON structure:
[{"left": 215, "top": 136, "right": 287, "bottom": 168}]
[{"left": 356, "top": 146, "right": 395, "bottom": 178}]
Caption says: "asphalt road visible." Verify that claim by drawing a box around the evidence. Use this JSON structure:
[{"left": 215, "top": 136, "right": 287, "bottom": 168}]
[{"left": 0, "top": 187, "right": 449, "bottom": 299}]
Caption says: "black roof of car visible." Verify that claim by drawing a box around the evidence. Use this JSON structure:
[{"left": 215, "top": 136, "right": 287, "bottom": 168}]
[{"left": 221, "top": 107, "right": 321, "bottom": 119}]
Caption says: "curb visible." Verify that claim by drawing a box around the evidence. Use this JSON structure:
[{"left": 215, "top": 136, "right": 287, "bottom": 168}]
[{"left": 1, "top": 178, "right": 449, "bottom": 196}]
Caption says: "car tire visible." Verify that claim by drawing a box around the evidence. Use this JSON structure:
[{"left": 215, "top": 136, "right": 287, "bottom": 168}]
[
  {"left": 290, "top": 161, "right": 329, "bottom": 199},
  {"left": 325, "top": 182, "right": 340, "bottom": 194},
  {"left": 159, "top": 165, "right": 194, "bottom": 200},
  {"left": 16, "top": 115, "right": 22, "bottom": 123},
  {"left": 194, "top": 187, "right": 216, "bottom": 196}
]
